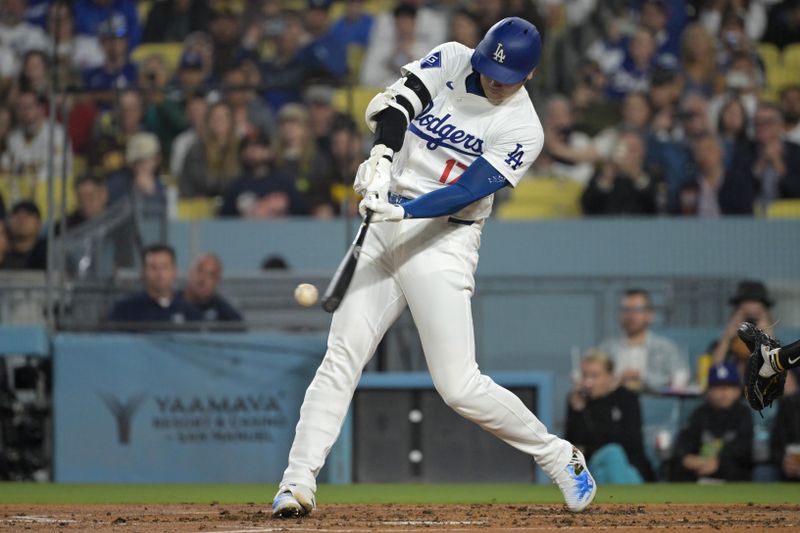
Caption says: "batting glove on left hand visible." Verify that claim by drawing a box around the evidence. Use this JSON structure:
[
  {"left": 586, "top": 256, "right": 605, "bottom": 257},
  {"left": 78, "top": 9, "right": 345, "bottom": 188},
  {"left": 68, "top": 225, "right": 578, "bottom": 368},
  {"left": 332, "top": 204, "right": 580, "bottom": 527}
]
[
  {"left": 354, "top": 144, "right": 392, "bottom": 200},
  {"left": 359, "top": 195, "right": 405, "bottom": 222}
]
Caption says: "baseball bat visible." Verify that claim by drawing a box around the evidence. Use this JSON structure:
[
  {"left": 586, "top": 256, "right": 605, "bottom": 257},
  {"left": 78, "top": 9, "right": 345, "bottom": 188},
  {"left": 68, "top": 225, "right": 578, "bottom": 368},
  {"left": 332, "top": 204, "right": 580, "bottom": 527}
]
[{"left": 321, "top": 211, "right": 373, "bottom": 313}]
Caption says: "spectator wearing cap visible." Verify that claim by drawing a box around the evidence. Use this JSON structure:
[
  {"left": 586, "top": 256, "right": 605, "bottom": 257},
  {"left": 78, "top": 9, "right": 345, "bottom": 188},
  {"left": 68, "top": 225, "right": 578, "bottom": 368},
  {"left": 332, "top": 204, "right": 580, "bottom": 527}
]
[
  {"left": 143, "top": 0, "right": 210, "bottom": 43},
  {"left": 361, "top": 2, "right": 428, "bottom": 88},
  {"left": 4, "top": 89, "right": 72, "bottom": 185},
  {"left": 107, "top": 131, "right": 167, "bottom": 217},
  {"left": 260, "top": 11, "right": 307, "bottom": 111},
  {"left": 770, "top": 370, "right": 800, "bottom": 481},
  {"left": 73, "top": 0, "right": 141, "bottom": 49},
  {"left": 5, "top": 201, "right": 47, "bottom": 270},
  {"left": 108, "top": 244, "right": 202, "bottom": 323},
  {"left": 80, "top": 13, "right": 138, "bottom": 108},
  {"left": 712, "top": 280, "right": 776, "bottom": 366},
  {"left": 180, "top": 101, "right": 240, "bottom": 198},
  {"left": 222, "top": 66, "right": 275, "bottom": 142},
  {"left": 183, "top": 253, "right": 243, "bottom": 322},
  {"left": 220, "top": 133, "right": 306, "bottom": 218},
  {"left": 670, "top": 362, "right": 753, "bottom": 482},
  {"left": 0, "top": 0, "right": 48, "bottom": 56},
  {"left": 170, "top": 91, "right": 208, "bottom": 178},
  {"left": 719, "top": 102, "right": 800, "bottom": 214},
  {"left": 208, "top": 4, "right": 243, "bottom": 80},
  {"left": 566, "top": 350, "right": 655, "bottom": 484},
  {"left": 329, "top": 0, "right": 374, "bottom": 48},
  {"left": 273, "top": 103, "right": 337, "bottom": 218},
  {"left": 173, "top": 49, "right": 210, "bottom": 94},
  {"left": 296, "top": 0, "right": 348, "bottom": 83}
]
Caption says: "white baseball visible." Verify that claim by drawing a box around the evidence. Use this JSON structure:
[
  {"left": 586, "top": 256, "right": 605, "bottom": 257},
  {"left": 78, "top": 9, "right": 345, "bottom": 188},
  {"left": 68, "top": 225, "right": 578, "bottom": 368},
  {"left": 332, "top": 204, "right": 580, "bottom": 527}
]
[{"left": 294, "top": 283, "right": 319, "bottom": 307}]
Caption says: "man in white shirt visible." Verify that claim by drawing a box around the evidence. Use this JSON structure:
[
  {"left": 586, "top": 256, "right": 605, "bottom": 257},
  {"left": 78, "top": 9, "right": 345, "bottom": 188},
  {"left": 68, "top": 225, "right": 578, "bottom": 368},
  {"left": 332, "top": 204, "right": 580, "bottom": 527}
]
[
  {"left": 3, "top": 90, "right": 71, "bottom": 184},
  {"left": 0, "top": 0, "right": 48, "bottom": 55},
  {"left": 599, "top": 289, "right": 688, "bottom": 391}
]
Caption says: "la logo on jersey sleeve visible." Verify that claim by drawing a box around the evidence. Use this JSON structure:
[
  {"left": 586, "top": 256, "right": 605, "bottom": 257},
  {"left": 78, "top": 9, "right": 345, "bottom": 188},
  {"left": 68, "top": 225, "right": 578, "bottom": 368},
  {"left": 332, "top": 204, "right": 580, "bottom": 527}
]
[
  {"left": 504, "top": 143, "right": 524, "bottom": 170},
  {"left": 421, "top": 51, "right": 441, "bottom": 69}
]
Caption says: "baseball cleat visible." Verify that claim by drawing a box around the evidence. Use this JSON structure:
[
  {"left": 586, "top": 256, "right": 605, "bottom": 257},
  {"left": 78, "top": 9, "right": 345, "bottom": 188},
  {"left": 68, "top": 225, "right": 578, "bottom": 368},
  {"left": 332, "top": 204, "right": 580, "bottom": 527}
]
[
  {"left": 272, "top": 484, "right": 315, "bottom": 518},
  {"left": 553, "top": 447, "right": 596, "bottom": 512}
]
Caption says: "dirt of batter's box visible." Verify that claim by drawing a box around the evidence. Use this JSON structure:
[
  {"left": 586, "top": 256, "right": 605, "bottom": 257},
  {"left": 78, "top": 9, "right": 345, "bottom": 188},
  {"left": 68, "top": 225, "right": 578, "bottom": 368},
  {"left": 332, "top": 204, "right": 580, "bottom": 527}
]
[{"left": 0, "top": 503, "right": 798, "bottom": 532}]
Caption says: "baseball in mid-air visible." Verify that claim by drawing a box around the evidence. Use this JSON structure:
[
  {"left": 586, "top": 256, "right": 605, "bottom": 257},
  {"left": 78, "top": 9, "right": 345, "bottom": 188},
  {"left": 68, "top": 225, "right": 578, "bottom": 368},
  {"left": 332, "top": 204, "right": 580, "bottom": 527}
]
[{"left": 294, "top": 283, "right": 319, "bottom": 307}]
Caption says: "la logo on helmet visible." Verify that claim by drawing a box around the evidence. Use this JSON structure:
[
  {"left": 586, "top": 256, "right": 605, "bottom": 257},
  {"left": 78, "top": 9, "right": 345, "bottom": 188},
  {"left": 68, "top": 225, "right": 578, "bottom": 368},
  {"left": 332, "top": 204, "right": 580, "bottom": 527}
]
[{"left": 493, "top": 43, "right": 505, "bottom": 64}]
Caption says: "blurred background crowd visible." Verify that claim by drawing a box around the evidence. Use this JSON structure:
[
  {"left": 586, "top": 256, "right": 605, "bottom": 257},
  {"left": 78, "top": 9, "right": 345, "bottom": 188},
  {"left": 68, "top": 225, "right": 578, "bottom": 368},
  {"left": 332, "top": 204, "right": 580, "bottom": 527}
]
[{"left": 0, "top": 0, "right": 799, "bottom": 245}]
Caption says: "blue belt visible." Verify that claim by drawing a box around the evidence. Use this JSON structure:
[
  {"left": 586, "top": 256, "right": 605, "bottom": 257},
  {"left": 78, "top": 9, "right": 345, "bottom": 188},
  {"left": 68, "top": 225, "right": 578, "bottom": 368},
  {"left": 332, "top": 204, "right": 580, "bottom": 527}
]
[{"left": 387, "top": 192, "right": 474, "bottom": 226}]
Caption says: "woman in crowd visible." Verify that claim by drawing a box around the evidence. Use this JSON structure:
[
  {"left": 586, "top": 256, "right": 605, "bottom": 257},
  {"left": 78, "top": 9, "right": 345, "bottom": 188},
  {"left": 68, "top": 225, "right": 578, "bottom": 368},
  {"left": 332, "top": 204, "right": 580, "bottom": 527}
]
[{"left": 179, "top": 101, "right": 240, "bottom": 198}]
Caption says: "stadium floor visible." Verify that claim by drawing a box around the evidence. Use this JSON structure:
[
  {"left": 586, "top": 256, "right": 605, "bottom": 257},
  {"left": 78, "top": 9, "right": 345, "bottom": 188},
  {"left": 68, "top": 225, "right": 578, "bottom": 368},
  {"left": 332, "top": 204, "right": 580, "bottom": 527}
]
[{"left": 0, "top": 484, "right": 798, "bottom": 532}]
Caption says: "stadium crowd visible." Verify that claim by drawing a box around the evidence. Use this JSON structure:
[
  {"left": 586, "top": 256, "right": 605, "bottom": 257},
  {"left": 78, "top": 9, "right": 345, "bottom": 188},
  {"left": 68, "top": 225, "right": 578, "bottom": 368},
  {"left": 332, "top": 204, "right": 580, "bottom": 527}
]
[{"left": 0, "top": 0, "right": 799, "bottom": 232}]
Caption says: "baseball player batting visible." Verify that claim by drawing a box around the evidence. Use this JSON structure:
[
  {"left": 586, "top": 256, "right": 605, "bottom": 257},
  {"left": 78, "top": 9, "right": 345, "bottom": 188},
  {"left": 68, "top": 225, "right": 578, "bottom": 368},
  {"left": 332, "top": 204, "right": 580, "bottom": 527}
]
[{"left": 273, "top": 17, "right": 596, "bottom": 517}]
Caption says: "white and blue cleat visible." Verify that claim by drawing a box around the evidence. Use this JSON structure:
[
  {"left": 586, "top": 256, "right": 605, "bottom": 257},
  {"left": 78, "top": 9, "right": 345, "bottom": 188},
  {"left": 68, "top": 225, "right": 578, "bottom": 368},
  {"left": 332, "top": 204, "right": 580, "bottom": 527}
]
[
  {"left": 272, "top": 483, "right": 316, "bottom": 518},
  {"left": 552, "top": 447, "right": 596, "bottom": 512}
]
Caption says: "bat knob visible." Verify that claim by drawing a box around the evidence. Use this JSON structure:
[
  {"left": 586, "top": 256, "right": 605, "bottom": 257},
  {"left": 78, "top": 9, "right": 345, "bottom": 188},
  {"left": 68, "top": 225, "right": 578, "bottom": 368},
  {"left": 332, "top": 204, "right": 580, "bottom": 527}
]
[{"left": 321, "top": 297, "right": 341, "bottom": 313}]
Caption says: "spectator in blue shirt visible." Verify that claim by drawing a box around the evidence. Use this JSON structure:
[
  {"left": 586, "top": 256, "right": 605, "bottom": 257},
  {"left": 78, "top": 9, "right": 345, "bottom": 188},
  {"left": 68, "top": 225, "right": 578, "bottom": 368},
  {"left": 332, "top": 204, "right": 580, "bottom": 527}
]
[
  {"left": 606, "top": 28, "right": 657, "bottom": 100},
  {"left": 297, "top": 0, "right": 348, "bottom": 83},
  {"left": 73, "top": 0, "right": 140, "bottom": 49},
  {"left": 329, "top": 0, "right": 373, "bottom": 48},
  {"left": 108, "top": 244, "right": 202, "bottom": 323},
  {"left": 81, "top": 13, "right": 137, "bottom": 108}
]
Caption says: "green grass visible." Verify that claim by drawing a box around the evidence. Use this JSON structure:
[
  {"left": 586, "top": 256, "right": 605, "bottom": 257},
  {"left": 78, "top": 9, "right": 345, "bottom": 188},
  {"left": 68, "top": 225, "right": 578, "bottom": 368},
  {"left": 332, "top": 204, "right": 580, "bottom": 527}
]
[{"left": 0, "top": 483, "right": 798, "bottom": 505}]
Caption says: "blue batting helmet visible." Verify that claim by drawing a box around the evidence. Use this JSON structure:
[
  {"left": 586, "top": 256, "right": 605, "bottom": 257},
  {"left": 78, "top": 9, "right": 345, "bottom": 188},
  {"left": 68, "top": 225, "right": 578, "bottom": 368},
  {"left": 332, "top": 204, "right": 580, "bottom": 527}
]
[{"left": 471, "top": 17, "right": 541, "bottom": 84}]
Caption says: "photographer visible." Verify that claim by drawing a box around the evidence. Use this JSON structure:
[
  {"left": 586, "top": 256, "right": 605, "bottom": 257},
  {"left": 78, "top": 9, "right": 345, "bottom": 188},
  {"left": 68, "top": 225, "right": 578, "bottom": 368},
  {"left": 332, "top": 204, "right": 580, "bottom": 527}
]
[
  {"left": 581, "top": 130, "right": 658, "bottom": 215},
  {"left": 712, "top": 280, "right": 775, "bottom": 367},
  {"left": 566, "top": 350, "right": 654, "bottom": 484}
]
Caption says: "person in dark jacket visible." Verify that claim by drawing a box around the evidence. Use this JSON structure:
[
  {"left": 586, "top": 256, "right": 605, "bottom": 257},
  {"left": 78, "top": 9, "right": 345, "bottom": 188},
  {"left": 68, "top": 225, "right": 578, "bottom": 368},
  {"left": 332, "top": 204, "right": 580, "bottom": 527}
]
[
  {"left": 670, "top": 362, "right": 753, "bottom": 481},
  {"left": 182, "top": 253, "right": 243, "bottom": 322},
  {"left": 108, "top": 244, "right": 202, "bottom": 323},
  {"left": 566, "top": 350, "right": 655, "bottom": 483},
  {"left": 718, "top": 103, "right": 800, "bottom": 214},
  {"left": 581, "top": 130, "right": 658, "bottom": 215}
]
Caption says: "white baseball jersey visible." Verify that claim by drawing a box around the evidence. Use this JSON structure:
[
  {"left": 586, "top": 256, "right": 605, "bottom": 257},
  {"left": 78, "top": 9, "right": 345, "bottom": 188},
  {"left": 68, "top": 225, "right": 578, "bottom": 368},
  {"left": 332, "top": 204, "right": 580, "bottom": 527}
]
[
  {"left": 280, "top": 40, "right": 576, "bottom": 499},
  {"left": 390, "top": 42, "right": 544, "bottom": 221}
]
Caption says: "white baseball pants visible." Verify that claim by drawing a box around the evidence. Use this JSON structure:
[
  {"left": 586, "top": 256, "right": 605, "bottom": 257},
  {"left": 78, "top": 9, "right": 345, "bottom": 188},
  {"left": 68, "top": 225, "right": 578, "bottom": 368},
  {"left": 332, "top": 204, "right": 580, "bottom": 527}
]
[{"left": 281, "top": 217, "right": 572, "bottom": 490}]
